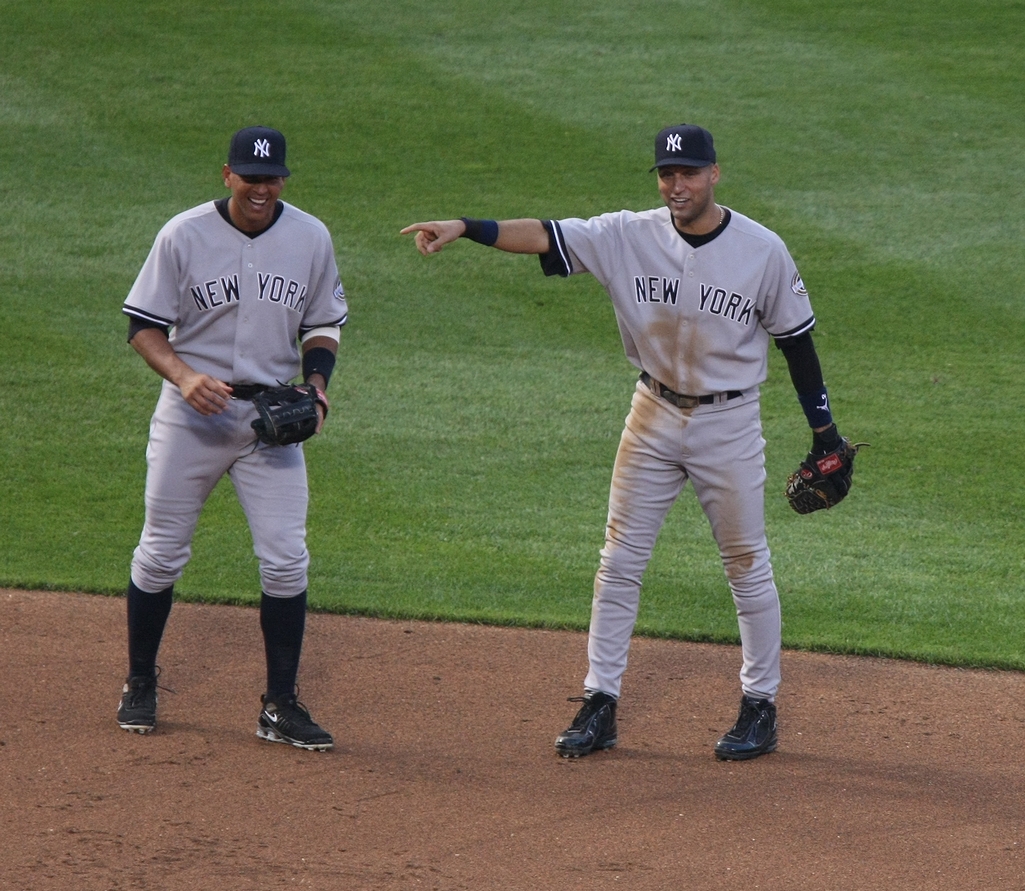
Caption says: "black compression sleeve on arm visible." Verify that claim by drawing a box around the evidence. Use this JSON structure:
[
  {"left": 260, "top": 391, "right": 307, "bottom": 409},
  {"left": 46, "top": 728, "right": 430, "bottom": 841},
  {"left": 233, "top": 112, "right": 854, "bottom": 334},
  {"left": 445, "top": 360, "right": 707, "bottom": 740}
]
[
  {"left": 777, "top": 332, "right": 834, "bottom": 428},
  {"left": 775, "top": 332, "right": 824, "bottom": 393}
]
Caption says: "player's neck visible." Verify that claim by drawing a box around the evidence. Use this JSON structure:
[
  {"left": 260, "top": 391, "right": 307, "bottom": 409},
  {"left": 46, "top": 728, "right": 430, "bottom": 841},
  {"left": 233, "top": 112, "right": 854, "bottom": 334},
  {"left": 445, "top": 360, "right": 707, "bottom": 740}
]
[
  {"left": 219, "top": 196, "right": 283, "bottom": 236},
  {"left": 675, "top": 202, "right": 724, "bottom": 237},
  {"left": 672, "top": 205, "right": 729, "bottom": 247}
]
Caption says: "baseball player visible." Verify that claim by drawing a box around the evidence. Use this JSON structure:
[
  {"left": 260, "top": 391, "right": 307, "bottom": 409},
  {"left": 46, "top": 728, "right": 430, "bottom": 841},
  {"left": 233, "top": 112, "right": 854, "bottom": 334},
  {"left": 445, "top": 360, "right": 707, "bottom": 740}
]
[
  {"left": 402, "top": 123, "right": 849, "bottom": 760},
  {"left": 117, "top": 126, "right": 348, "bottom": 750}
]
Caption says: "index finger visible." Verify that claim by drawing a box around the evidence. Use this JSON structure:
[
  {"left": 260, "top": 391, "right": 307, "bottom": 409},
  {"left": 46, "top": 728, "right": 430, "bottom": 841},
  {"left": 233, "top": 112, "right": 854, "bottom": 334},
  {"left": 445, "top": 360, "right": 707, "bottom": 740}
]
[{"left": 399, "top": 222, "right": 432, "bottom": 235}]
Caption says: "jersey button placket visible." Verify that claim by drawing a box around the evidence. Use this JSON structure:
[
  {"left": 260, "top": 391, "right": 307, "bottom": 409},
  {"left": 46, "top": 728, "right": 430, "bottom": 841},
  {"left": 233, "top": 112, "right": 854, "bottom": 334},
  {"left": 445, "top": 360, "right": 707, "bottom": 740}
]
[{"left": 238, "top": 243, "right": 255, "bottom": 382}]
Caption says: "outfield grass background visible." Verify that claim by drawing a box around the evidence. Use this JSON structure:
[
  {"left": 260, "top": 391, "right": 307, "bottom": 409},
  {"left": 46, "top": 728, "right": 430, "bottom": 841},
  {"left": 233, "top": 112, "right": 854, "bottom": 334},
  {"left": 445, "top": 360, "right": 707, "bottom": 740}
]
[{"left": 1, "top": 0, "right": 1023, "bottom": 667}]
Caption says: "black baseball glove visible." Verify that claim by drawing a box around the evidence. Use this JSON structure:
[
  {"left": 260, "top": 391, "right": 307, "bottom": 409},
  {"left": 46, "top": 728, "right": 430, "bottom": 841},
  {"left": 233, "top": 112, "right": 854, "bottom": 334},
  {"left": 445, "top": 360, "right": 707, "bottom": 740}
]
[
  {"left": 250, "top": 384, "right": 328, "bottom": 446},
  {"left": 785, "top": 427, "right": 868, "bottom": 514}
]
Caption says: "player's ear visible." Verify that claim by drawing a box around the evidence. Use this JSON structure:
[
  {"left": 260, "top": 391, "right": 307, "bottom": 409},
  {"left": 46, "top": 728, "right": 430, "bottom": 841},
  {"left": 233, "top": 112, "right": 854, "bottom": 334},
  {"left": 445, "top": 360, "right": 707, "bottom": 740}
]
[
  {"left": 222, "top": 164, "right": 233, "bottom": 188},
  {"left": 709, "top": 163, "right": 721, "bottom": 185}
]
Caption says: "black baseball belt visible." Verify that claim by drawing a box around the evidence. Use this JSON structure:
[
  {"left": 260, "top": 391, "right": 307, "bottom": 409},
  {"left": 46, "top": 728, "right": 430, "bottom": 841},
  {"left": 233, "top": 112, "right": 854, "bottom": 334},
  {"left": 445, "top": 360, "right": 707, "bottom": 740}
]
[{"left": 639, "top": 372, "right": 742, "bottom": 409}]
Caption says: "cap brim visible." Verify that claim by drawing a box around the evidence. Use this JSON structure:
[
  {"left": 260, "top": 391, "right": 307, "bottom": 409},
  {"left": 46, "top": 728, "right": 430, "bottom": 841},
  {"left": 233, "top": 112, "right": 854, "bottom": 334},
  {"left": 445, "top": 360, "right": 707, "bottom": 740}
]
[
  {"left": 229, "top": 163, "right": 291, "bottom": 177},
  {"left": 649, "top": 158, "right": 714, "bottom": 172}
]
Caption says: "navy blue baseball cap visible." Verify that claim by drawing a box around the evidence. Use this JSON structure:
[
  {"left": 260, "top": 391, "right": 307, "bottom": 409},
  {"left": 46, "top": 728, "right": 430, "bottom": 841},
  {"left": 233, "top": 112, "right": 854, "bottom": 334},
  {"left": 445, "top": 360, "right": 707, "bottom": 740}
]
[
  {"left": 649, "top": 123, "right": 716, "bottom": 171},
  {"left": 228, "top": 126, "right": 290, "bottom": 177}
]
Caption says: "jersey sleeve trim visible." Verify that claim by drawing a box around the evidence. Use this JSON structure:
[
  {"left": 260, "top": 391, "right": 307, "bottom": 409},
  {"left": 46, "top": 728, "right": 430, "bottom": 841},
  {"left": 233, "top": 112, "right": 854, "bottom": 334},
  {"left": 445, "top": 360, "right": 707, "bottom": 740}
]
[
  {"left": 770, "top": 315, "right": 816, "bottom": 340},
  {"left": 123, "top": 304, "right": 175, "bottom": 327},
  {"left": 300, "top": 325, "right": 341, "bottom": 344},
  {"left": 538, "top": 220, "right": 572, "bottom": 277},
  {"left": 127, "top": 316, "right": 170, "bottom": 343},
  {"left": 299, "top": 310, "right": 347, "bottom": 339}
]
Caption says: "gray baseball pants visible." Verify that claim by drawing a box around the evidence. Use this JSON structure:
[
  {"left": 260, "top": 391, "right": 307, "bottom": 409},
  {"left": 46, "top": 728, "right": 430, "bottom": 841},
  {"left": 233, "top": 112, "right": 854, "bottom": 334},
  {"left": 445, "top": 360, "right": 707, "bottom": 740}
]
[
  {"left": 584, "top": 382, "right": 782, "bottom": 701},
  {"left": 131, "top": 383, "right": 310, "bottom": 599}
]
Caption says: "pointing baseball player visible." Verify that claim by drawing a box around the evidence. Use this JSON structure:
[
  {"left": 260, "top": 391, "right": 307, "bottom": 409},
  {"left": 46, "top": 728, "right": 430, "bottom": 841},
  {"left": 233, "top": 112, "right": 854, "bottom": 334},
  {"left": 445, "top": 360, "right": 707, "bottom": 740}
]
[
  {"left": 402, "top": 124, "right": 863, "bottom": 760},
  {"left": 118, "top": 126, "right": 348, "bottom": 750}
]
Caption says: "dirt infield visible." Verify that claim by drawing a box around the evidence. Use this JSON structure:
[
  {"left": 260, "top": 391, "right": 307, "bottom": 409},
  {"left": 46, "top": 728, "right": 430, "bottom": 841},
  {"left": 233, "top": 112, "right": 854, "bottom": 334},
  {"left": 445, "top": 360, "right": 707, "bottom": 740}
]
[{"left": 2, "top": 588, "right": 1024, "bottom": 890}]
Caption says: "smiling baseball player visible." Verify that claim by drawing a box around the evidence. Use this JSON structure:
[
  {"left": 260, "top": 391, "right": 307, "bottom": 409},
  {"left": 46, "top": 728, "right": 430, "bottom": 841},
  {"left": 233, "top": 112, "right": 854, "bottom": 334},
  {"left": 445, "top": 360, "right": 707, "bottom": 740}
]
[
  {"left": 118, "top": 126, "right": 347, "bottom": 750},
  {"left": 402, "top": 123, "right": 860, "bottom": 761}
]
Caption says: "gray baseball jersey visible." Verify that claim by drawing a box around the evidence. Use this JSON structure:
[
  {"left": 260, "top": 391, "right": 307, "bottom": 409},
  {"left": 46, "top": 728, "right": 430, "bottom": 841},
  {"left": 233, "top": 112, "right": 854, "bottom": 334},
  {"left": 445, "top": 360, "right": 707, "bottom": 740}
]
[
  {"left": 123, "top": 200, "right": 348, "bottom": 384},
  {"left": 546, "top": 207, "right": 814, "bottom": 396}
]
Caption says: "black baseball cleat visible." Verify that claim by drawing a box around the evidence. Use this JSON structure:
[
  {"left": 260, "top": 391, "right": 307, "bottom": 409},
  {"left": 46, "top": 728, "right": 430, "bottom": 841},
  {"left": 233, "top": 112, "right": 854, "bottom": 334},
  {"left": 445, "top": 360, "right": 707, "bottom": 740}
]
[
  {"left": 117, "top": 674, "right": 158, "bottom": 734},
  {"left": 714, "top": 695, "right": 778, "bottom": 761},
  {"left": 257, "top": 693, "right": 334, "bottom": 751},
  {"left": 554, "top": 691, "right": 618, "bottom": 757}
]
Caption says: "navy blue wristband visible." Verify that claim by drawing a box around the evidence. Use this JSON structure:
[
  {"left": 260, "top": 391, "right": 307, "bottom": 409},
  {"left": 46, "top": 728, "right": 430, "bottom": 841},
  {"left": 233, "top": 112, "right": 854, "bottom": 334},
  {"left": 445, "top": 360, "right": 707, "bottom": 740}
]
[
  {"left": 460, "top": 217, "right": 499, "bottom": 246},
  {"left": 302, "top": 346, "right": 336, "bottom": 388},
  {"left": 798, "top": 387, "right": 833, "bottom": 429}
]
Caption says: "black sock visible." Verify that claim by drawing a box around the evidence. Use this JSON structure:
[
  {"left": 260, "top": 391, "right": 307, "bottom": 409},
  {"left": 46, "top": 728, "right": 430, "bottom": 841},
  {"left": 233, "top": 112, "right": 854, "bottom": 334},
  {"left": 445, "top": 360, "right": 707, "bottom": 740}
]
[
  {"left": 260, "top": 590, "right": 307, "bottom": 700},
  {"left": 126, "top": 579, "right": 173, "bottom": 678}
]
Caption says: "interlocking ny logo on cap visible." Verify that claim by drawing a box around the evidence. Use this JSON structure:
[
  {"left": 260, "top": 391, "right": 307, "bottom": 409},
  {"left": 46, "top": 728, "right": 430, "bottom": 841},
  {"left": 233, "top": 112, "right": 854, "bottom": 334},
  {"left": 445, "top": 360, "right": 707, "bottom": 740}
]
[
  {"left": 229, "top": 127, "right": 290, "bottom": 176},
  {"left": 650, "top": 124, "right": 715, "bottom": 171}
]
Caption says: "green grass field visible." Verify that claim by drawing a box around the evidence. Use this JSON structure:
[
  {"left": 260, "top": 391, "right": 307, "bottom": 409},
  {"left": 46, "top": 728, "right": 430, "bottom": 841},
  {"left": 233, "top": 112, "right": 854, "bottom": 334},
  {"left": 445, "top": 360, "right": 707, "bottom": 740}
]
[{"left": 1, "top": 0, "right": 1023, "bottom": 668}]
